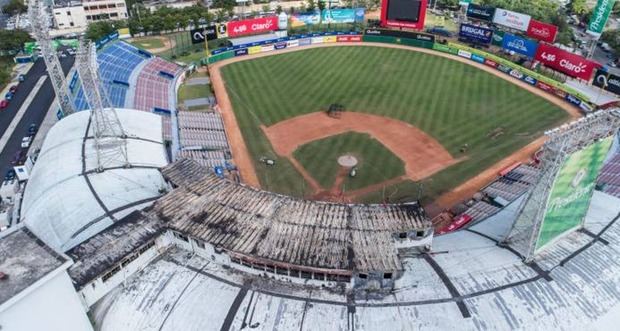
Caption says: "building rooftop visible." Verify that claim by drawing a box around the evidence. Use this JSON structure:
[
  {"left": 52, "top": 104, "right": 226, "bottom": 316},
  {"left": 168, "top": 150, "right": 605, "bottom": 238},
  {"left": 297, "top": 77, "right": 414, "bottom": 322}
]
[
  {"left": 0, "top": 227, "right": 67, "bottom": 306},
  {"left": 21, "top": 109, "right": 169, "bottom": 253},
  {"left": 91, "top": 190, "right": 620, "bottom": 330},
  {"left": 67, "top": 210, "right": 164, "bottom": 288},
  {"left": 154, "top": 160, "right": 430, "bottom": 273}
]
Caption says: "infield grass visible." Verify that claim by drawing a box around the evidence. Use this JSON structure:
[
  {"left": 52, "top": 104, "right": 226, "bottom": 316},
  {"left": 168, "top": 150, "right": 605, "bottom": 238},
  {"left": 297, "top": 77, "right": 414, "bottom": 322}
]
[
  {"left": 221, "top": 46, "right": 569, "bottom": 202},
  {"left": 293, "top": 132, "right": 406, "bottom": 190}
]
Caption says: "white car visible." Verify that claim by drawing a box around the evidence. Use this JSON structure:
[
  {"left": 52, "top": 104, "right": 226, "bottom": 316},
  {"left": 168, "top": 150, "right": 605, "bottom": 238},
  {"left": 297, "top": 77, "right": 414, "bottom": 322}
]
[{"left": 21, "top": 136, "right": 32, "bottom": 148}]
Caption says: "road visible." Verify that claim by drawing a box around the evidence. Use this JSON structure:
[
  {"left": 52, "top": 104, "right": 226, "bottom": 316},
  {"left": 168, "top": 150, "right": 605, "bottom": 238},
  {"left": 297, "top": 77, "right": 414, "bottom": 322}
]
[{"left": 0, "top": 56, "right": 74, "bottom": 179}]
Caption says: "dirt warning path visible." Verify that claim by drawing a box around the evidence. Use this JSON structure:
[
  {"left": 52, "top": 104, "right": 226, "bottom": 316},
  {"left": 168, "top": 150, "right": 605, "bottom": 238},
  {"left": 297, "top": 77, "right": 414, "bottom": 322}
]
[
  {"left": 263, "top": 112, "right": 458, "bottom": 181},
  {"left": 210, "top": 42, "right": 581, "bottom": 194}
]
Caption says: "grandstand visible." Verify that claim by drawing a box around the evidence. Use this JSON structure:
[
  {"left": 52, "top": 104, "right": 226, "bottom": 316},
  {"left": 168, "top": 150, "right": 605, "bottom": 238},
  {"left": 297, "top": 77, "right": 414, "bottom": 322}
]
[{"left": 175, "top": 111, "right": 233, "bottom": 169}]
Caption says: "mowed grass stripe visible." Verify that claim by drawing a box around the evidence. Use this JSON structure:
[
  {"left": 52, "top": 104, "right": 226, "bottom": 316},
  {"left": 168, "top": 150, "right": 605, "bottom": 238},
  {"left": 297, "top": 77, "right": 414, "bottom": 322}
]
[{"left": 220, "top": 46, "right": 568, "bottom": 201}]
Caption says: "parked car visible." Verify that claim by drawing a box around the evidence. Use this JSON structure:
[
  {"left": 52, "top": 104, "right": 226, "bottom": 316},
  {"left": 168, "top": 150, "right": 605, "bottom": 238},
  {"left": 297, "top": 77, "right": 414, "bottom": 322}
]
[
  {"left": 9, "top": 85, "right": 17, "bottom": 93},
  {"left": 21, "top": 136, "right": 32, "bottom": 148},
  {"left": 28, "top": 123, "right": 38, "bottom": 136},
  {"left": 18, "top": 74, "right": 25, "bottom": 82},
  {"left": 4, "top": 92, "right": 13, "bottom": 100},
  {"left": 426, "top": 26, "right": 453, "bottom": 38},
  {"left": 0, "top": 100, "right": 8, "bottom": 109},
  {"left": 4, "top": 170, "right": 16, "bottom": 181}
]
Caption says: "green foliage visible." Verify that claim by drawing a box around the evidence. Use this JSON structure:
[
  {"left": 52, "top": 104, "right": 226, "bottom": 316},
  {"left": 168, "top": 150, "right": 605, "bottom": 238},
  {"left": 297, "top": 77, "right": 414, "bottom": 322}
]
[
  {"left": 212, "top": 0, "right": 235, "bottom": 10},
  {"left": 568, "top": 0, "right": 588, "bottom": 16},
  {"left": 306, "top": 0, "right": 316, "bottom": 12},
  {"left": 2, "top": 0, "right": 27, "bottom": 15},
  {"left": 86, "top": 20, "right": 126, "bottom": 41},
  {"left": 0, "top": 29, "right": 32, "bottom": 52},
  {"left": 220, "top": 46, "right": 568, "bottom": 201},
  {"left": 128, "top": 5, "right": 215, "bottom": 35}
]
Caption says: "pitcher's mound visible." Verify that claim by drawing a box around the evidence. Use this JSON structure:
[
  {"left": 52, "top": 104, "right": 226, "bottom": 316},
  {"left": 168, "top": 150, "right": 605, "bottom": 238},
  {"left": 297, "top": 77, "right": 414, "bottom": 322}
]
[{"left": 338, "top": 155, "right": 358, "bottom": 168}]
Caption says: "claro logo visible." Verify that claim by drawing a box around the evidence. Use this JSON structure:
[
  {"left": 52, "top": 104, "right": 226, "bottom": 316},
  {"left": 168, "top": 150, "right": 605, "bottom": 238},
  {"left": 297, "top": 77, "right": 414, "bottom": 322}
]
[{"left": 559, "top": 59, "right": 587, "bottom": 73}]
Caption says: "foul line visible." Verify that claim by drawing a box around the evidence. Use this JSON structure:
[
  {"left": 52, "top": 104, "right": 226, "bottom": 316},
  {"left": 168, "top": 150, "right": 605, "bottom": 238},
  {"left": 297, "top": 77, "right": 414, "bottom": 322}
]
[{"left": 0, "top": 75, "right": 48, "bottom": 154}]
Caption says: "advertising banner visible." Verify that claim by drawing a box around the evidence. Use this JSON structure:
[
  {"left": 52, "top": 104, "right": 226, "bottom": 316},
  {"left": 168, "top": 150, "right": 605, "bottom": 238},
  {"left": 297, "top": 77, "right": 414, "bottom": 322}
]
[
  {"left": 527, "top": 19, "right": 558, "bottom": 43},
  {"left": 593, "top": 69, "right": 620, "bottom": 95},
  {"left": 311, "top": 36, "right": 324, "bottom": 44},
  {"left": 536, "top": 137, "right": 613, "bottom": 250},
  {"left": 523, "top": 75, "right": 537, "bottom": 85},
  {"left": 497, "top": 63, "right": 512, "bottom": 73},
  {"left": 190, "top": 25, "right": 218, "bottom": 44},
  {"left": 459, "top": 24, "right": 493, "bottom": 44},
  {"left": 565, "top": 94, "right": 582, "bottom": 106},
  {"left": 337, "top": 35, "right": 362, "bottom": 42},
  {"left": 364, "top": 28, "right": 435, "bottom": 43},
  {"left": 535, "top": 43, "right": 600, "bottom": 80},
  {"left": 234, "top": 48, "right": 248, "bottom": 56},
  {"left": 216, "top": 23, "right": 228, "bottom": 39},
  {"left": 287, "top": 40, "right": 299, "bottom": 47},
  {"left": 501, "top": 33, "right": 539, "bottom": 57},
  {"left": 274, "top": 42, "right": 287, "bottom": 50},
  {"left": 248, "top": 46, "right": 261, "bottom": 54},
  {"left": 492, "top": 30, "right": 504, "bottom": 46},
  {"left": 509, "top": 68, "right": 524, "bottom": 79},
  {"left": 433, "top": 43, "right": 459, "bottom": 54},
  {"left": 324, "top": 36, "right": 337, "bottom": 43},
  {"left": 484, "top": 58, "right": 498, "bottom": 68},
  {"left": 466, "top": 3, "right": 495, "bottom": 21},
  {"left": 587, "top": 0, "right": 617, "bottom": 37},
  {"left": 227, "top": 17, "right": 278, "bottom": 38},
  {"left": 493, "top": 8, "right": 531, "bottom": 31},
  {"left": 457, "top": 49, "right": 472, "bottom": 59},
  {"left": 536, "top": 81, "right": 553, "bottom": 92},
  {"left": 322, "top": 8, "right": 365, "bottom": 24},
  {"left": 471, "top": 53, "right": 485, "bottom": 63},
  {"left": 299, "top": 38, "right": 312, "bottom": 46}
]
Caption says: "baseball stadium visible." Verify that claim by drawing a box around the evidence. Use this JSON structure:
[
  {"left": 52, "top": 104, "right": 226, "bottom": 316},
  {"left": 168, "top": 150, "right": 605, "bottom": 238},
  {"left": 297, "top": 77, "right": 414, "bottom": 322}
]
[{"left": 3, "top": 0, "right": 620, "bottom": 331}]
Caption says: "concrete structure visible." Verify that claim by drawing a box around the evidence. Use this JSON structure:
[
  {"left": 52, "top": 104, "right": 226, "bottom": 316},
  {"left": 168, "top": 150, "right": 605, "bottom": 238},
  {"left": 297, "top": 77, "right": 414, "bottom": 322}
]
[
  {"left": 143, "top": 0, "right": 197, "bottom": 12},
  {"left": 52, "top": 0, "right": 88, "bottom": 30},
  {"left": 21, "top": 109, "right": 168, "bottom": 252},
  {"left": 0, "top": 227, "right": 93, "bottom": 331},
  {"left": 82, "top": 0, "right": 128, "bottom": 21}
]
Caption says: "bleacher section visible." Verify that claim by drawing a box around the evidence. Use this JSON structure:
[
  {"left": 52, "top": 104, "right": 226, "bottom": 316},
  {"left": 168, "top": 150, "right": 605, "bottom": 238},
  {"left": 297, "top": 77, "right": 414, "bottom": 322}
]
[
  {"left": 133, "top": 57, "right": 181, "bottom": 113},
  {"left": 175, "top": 111, "right": 232, "bottom": 169},
  {"left": 599, "top": 154, "right": 620, "bottom": 198}
]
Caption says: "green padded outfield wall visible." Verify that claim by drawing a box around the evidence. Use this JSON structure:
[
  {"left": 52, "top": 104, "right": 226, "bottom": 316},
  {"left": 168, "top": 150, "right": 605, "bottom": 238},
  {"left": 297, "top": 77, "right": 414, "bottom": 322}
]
[{"left": 536, "top": 137, "right": 613, "bottom": 250}]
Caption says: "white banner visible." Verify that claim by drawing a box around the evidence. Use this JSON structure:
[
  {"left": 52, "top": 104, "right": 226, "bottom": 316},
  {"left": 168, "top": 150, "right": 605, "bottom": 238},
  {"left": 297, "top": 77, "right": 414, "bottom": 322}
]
[{"left": 493, "top": 8, "right": 531, "bottom": 32}]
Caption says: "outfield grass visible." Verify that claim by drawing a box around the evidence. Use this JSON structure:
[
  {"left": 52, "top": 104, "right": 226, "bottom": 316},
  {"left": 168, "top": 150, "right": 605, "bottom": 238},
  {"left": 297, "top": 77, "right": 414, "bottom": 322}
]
[
  {"left": 293, "top": 132, "right": 405, "bottom": 190},
  {"left": 130, "top": 37, "right": 165, "bottom": 50},
  {"left": 221, "top": 46, "right": 569, "bottom": 202}
]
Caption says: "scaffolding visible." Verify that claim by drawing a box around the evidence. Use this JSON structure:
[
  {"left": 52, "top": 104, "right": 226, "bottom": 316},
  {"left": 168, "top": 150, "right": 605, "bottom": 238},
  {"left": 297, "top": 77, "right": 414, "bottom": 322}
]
[
  {"left": 27, "top": 0, "right": 76, "bottom": 116},
  {"left": 75, "top": 39, "right": 129, "bottom": 171},
  {"left": 504, "top": 109, "right": 620, "bottom": 261}
]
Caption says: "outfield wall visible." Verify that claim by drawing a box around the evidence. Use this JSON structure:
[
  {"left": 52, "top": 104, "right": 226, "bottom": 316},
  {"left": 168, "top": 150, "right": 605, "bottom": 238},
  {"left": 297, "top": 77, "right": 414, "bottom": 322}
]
[{"left": 207, "top": 30, "right": 592, "bottom": 110}]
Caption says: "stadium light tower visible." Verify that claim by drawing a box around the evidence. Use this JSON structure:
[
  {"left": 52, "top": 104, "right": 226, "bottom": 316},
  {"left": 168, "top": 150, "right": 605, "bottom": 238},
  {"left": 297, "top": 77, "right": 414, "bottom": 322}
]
[
  {"left": 27, "top": 0, "right": 76, "bottom": 116},
  {"left": 75, "top": 39, "right": 129, "bottom": 171},
  {"left": 504, "top": 109, "right": 620, "bottom": 262}
]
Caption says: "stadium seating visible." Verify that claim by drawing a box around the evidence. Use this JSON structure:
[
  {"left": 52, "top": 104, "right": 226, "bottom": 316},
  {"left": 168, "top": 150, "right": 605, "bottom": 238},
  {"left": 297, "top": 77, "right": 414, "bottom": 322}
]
[
  {"left": 176, "top": 111, "right": 232, "bottom": 169},
  {"left": 133, "top": 58, "right": 182, "bottom": 112},
  {"left": 598, "top": 154, "right": 620, "bottom": 198}
]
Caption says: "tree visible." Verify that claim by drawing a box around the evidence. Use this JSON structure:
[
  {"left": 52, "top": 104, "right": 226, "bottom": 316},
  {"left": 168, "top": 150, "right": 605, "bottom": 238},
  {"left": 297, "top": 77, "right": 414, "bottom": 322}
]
[
  {"left": 569, "top": 0, "right": 588, "bottom": 16},
  {"left": 0, "top": 29, "right": 32, "bottom": 52},
  {"left": 85, "top": 21, "right": 118, "bottom": 41},
  {"left": 276, "top": 5, "right": 283, "bottom": 15},
  {"left": 2, "top": 0, "right": 27, "bottom": 16},
  {"left": 306, "top": 0, "right": 316, "bottom": 12}
]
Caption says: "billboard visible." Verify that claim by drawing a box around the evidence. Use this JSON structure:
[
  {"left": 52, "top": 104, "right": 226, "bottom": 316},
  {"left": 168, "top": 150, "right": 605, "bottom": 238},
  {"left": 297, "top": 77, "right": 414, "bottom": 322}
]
[
  {"left": 291, "top": 9, "right": 364, "bottom": 27},
  {"left": 593, "top": 69, "right": 620, "bottom": 95},
  {"left": 501, "top": 33, "right": 539, "bottom": 57},
  {"left": 491, "top": 30, "right": 504, "bottom": 46},
  {"left": 587, "top": 0, "right": 617, "bottom": 37},
  {"left": 381, "top": 0, "right": 427, "bottom": 30},
  {"left": 459, "top": 24, "right": 493, "bottom": 44},
  {"left": 227, "top": 17, "right": 278, "bottom": 38},
  {"left": 190, "top": 25, "right": 218, "bottom": 44},
  {"left": 536, "top": 137, "right": 613, "bottom": 250},
  {"left": 493, "top": 8, "right": 531, "bottom": 31},
  {"left": 534, "top": 43, "right": 600, "bottom": 80},
  {"left": 527, "top": 19, "right": 558, "bottom": 43},
  {"left": 466, "top": 3, "right": 495, "bottom": 21}
]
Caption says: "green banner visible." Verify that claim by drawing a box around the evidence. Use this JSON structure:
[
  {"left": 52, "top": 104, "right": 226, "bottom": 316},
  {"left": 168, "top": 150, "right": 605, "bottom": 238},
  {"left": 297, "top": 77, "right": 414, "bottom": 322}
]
[
  {"left": 492, "top": 30, "right": 504, "bottom": 47},
  {"left": 587, "top": 0, "right": 617, "bottom": 36},
  {"left": 536, "top": 137, "right": 613, "bottom": 250},
  {"left": 433, "top": 43, "right": 459, "bottom": 55},
  {"left": 24, "top": 39, "right": 79, "bottom": 54}
]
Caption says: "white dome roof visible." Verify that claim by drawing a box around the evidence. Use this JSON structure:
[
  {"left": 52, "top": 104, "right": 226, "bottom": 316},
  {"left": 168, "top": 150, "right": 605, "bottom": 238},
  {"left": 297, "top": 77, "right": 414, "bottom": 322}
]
[{"left": 22, "top": 109, "right": 169, "bottom": 252}]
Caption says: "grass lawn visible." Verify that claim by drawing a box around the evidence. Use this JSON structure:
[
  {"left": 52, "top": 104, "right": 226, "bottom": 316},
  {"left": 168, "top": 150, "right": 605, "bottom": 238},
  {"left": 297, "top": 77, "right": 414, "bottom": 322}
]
[
  {"left": 425, "top": 12, "right": 458, "bottom": 32},
  {"left": 293, "top": 132, "right": 405, "bottom": 191},
  {"left": 130, "top": 37, "right": 165, "bottom": 50},
  {"left": 221, "top": 46, "right": 568, "bottom": 202}
]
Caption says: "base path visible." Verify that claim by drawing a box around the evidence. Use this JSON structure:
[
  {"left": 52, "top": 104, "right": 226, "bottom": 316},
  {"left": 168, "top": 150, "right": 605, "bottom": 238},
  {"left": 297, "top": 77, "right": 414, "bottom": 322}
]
[
  {"left": 209, "top": 42, "right": 581, "bottom": 192},
  {"left": 263, "top": 111, "right": 458, "bottom": 181}
]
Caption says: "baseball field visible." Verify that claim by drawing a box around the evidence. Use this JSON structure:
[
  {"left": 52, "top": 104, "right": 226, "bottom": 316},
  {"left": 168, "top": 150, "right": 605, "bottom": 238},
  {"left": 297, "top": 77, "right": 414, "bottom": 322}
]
[{"left": 217, "top": 45, "right": 571, "bottom": 205}]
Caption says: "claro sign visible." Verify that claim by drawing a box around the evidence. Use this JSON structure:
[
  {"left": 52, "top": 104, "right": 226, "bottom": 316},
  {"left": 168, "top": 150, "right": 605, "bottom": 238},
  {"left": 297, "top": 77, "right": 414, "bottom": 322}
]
[
  {"left": 227, "top": 17, "right": 278, "bottom": 37},
  {"left": 535, "top": 43, "right": 600, "bottom": 81}
]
